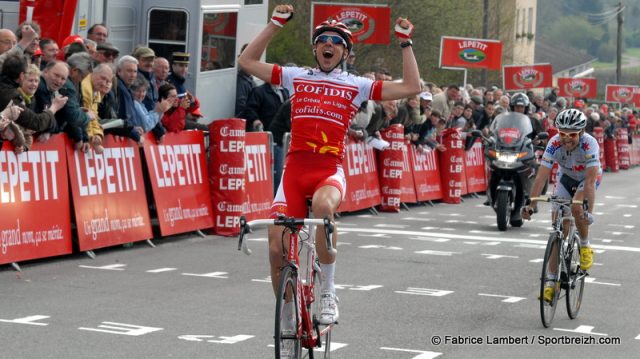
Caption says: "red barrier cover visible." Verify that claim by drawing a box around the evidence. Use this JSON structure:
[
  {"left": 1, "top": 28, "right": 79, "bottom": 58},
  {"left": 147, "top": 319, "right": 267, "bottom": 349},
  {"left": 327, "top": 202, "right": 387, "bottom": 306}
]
[
  {"left": 378, "top": 125, "right": 404, "bottom": 211},
  {"left": 464, "top": 139, "right": 487, "bottom": 193},
  {"left": 143, "top": 132, "right": 213, "bottom": 236},
  {"left": 242, "top": 132, "right": 273, "bottom": 221},
  {"left": 339, "top": 138, "right": 381, "bottom": 212},
  {"left": 400, "top": 141, "right": 417, "bottom": 204},
  {"left": 0, "top": 136, "right": 72, "bottom": 265},
  {"left": 616, "top": 128, "right": 630, "bottom": 169},
  {"left": 67, "top": 135, "right": 152, "bottom": 251},
  {"left": 411, "top": 147, "right": 443, "bottom": 201},
  {"left": 438, "top": 128, "right": 465, "bottom": 203},
  {"left": 604, "top": 138, "right": 619, "bottom": 172},
  {"left": 209, "top": 119, "right": 246, "bottom": 236}
]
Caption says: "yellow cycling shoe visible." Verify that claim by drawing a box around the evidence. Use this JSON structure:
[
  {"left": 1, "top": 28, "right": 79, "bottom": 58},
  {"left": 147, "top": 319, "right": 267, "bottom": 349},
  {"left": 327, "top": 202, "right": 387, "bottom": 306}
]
[
  {"left": 540, "top": 285, "right": 555, "bottom": 303},
  {"left": 580, "top": 246, "right": 594, "bottom": 270}
]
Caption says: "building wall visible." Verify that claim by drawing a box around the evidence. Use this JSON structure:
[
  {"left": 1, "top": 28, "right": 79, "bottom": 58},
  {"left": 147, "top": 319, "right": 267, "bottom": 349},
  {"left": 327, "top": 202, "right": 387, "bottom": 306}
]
[{"left": 512, "top": 0, "right": 536, "bottom": 65}]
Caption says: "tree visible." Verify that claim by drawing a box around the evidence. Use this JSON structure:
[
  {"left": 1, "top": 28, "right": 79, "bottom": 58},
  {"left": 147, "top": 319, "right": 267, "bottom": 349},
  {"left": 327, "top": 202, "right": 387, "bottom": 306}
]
[{"left": 545, "top": 16, "right": 604, "bottom": 57}]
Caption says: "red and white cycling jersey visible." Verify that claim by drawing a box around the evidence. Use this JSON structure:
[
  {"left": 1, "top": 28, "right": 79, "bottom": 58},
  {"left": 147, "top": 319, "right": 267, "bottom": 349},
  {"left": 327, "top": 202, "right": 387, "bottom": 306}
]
[{"left": 271, "top": 65, "right": 383, "bottom": 158}]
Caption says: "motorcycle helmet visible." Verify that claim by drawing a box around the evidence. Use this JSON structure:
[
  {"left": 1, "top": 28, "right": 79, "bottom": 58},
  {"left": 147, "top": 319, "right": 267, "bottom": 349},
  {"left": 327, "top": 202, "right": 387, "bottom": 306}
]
[
  {"left": 510, "top": 93, "right": 530, "bottom": 114},
  {"left": 555, "top": 109, "right": 587, "bottom": 130}
]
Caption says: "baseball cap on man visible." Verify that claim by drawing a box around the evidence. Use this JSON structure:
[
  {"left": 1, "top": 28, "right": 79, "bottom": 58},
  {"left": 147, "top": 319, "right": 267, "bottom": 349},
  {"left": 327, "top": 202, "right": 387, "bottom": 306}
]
[
  {"left": 420, "top": 92, "right": 433, "bottom": 101},
  {"left": 97, "top": 42, "right": 120, "bottom": 54},
  {"left": 132, "top": 46, "right": 155, "bottom": 59}
]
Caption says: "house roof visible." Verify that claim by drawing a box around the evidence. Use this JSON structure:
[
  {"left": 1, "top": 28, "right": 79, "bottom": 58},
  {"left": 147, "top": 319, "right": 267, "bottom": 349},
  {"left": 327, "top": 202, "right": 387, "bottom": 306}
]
[{"left": 535, "top": 37, "right": 596, "bottom": 73}]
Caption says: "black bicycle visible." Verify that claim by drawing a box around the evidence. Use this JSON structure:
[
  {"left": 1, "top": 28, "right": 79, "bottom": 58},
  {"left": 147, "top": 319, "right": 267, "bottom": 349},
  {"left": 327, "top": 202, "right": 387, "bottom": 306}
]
[{"left": 532, "top": 195, "right": 589, "bottom": 328}]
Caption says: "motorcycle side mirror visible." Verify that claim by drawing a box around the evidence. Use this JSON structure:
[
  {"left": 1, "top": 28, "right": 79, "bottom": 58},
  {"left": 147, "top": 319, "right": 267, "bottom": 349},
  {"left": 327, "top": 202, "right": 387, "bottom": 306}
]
[{"left": 536, "top": 132, "right": 549, "bottom": 140}]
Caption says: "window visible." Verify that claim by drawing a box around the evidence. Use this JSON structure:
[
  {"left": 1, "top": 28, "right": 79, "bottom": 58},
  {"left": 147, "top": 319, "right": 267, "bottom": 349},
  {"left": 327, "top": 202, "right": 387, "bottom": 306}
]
[
  {"left": 148, "top": 9, "right": 188, "bottom": 60},
  {"left": 201, "top": 12, "right": 237, "bottom": 72},
  {"left": 244, "top": 0, "right": 263, "bottom": 4},
  {"left": 521, "top": 8, "right": 526, "bottom": 34},
  {"left": 527, "top": 7, "right": 534, "bottom": 34}
]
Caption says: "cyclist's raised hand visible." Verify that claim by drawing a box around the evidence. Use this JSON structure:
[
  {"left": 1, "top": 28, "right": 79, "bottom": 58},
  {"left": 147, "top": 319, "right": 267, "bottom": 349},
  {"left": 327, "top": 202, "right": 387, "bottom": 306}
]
[
  {"left": 394, "top": 17, "right": 414, "bottom": 41},
  {"left": 271, "top": 4, "right": 294, "bottom": 27}
]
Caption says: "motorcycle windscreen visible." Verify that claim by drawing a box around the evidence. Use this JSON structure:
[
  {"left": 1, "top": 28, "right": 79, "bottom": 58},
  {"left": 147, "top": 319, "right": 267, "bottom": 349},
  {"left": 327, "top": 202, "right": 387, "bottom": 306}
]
[{"left": 489, "top": 112, "right": 533, "bottom": 147}]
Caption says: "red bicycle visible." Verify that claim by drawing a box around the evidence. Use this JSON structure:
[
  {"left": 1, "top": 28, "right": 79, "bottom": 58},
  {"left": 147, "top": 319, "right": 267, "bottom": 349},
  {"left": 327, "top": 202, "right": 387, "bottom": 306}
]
[{"left": 238, "top": 216, "right": 337, "bottom": 359}]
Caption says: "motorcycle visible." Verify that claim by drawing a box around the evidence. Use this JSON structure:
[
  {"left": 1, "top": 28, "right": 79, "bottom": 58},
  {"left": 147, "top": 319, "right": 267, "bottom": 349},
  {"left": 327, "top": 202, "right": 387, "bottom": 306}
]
[{"left": 474, "top": 112, "right": 547, "bottom": 231}]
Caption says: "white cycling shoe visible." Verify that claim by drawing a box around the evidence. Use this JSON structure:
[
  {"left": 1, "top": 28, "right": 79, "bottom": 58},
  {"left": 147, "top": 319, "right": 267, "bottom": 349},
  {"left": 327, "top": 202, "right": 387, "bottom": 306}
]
[{"left": 318, "top": 292, "right": 339, "bottom": 324}]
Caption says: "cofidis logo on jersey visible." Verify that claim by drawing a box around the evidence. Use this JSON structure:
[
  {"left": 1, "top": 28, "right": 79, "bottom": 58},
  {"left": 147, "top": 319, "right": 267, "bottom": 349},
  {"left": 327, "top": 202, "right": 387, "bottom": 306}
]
[
  {"left": 503, "top": 64, "right": 552, "bottom": 91},
  {"left": 440, "top": 36, "right": 502, "bottom": 70}
]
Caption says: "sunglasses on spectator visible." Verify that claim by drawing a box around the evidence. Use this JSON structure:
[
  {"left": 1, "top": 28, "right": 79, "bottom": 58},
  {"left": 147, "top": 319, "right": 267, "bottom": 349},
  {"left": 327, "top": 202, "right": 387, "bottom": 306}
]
[
  {"left": 314, "top": 35, "right": 347, "bottom": 47},
  {"left": 559, "top": 130, "right": 581, "bottom": 139}
]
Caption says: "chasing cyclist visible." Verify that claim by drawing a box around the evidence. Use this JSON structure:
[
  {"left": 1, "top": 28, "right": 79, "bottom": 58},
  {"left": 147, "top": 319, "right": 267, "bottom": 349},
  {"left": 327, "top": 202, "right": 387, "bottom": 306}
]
[
  {"left": 522, "top": 109, "right": 601, "bottom": 302},
  {"left": 238, "top": 4, "right": 421, "bottom": 325}
]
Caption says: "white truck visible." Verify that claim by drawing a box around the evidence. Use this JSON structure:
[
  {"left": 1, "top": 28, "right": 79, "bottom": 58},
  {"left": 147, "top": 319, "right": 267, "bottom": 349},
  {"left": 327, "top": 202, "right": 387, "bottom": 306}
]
[{"left": 0, "top": 0, "right": 269, "bottom": 122}]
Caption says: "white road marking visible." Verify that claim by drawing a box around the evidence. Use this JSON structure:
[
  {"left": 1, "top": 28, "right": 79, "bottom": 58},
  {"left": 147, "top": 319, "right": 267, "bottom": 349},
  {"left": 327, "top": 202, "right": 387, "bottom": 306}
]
[
  {"left": 374, "top": 224, "right": 408, "bottom": 229},
  {"left": 478, "top": 293, "right": 527, "bottom": 303},
  {"left": 357, "top": 233, "right": 391, "bottom": 238},
  {"left": 79, "top": 322, "right": 163, "bottom": 336},
  {"left": 182, "top": 272, "right": 229, "bottom": 279},
  {"left": 482, "top": 254, "right": 519, "bottom": 259},
  {"left": 585, "top": 277, "right": 621, "bottom": 286},
  {"left": 554, "top": 325, "right": 607, "bottom": 336},
  {"left": 338, "top": 228, "right": 640, "bottom": 253},
  {"left": 335, "top": 284, "right": 383, "bottom": 291},
  {"left": 79, "top": 264, "right": 126, "bottom": 270},
  {"left": 395, "top": 288, "right": 454, "bottom": 296},
  {"left": 359, "top": 244, "right": 402, "bottom": 250},
  {"left": 409, "top": 236, "right": 450, "bottom": 243},
  {"left": 146, "top": 268, "right": 177, "bottom": 273},
  {"left": 251, "top": 277, "right": 271, "bottom": 283},
  {"left": 0, "top": 315, "right": 50, "bottom": 326},
  {"left": 415, "top": 250, "right": 461, "bottom": 256}
]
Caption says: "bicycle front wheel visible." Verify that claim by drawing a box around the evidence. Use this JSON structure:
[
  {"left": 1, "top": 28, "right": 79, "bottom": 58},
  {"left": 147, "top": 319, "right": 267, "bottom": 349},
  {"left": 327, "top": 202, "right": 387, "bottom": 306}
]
[
  {"left": 566, "top": 234, "right": 585, "bottom": 319},
  {"left": 276, "top": 265, "right": 302, "bottom": 359},
  {"left": 310, "top": 269, "right": 332, "bottom": 359},
  {"left": 540, "top": 233, "right": 560, "bottom": 328}
]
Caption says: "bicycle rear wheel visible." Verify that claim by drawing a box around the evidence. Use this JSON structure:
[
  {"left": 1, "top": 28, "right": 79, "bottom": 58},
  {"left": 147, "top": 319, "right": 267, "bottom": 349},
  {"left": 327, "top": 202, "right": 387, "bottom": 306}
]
[
  {"left": 276, "top": 265, "right": 302, "bottom": 359},
  {"left": 565, "top": 234, "right": 585, "bottom": 319},
  {"left": 540, "top": 233, "right": 560, "bottom": 328}
]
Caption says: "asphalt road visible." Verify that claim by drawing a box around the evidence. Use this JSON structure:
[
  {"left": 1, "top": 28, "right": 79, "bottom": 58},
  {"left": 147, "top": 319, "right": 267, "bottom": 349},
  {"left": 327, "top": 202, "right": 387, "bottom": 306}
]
[{"left": 2, "top": 167, "right": 640, "bottom": 358}]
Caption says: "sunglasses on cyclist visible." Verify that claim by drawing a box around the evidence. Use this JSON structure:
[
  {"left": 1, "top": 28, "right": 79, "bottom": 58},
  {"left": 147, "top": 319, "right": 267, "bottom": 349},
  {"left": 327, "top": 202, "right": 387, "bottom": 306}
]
[
  {"left": 558, "top": 130, "right": 581, "bottom": 139},
  {"left": 314, "top": 34, "right": 347, "bottom": 47}
]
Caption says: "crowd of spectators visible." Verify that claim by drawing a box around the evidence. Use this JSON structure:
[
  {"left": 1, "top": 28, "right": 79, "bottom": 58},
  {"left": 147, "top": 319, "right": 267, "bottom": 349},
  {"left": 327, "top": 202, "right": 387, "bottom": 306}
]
[{"left": 0, "top": 21, "right": 209, "bottom": 153}]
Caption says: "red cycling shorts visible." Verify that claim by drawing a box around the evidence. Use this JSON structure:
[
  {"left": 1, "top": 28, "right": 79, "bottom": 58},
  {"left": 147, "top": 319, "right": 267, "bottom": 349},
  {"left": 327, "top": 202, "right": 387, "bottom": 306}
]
[{"left": 271, "top": 151, "right": 346, "bottom": 218}]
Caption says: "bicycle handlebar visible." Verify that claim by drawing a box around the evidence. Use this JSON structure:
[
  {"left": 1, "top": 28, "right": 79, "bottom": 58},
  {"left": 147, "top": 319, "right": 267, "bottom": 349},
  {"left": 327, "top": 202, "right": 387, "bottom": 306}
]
[
  {"left": 237, "top": 216, "right": 336, "bottom": 257},
  {"left": 530, "top": 195, "right": 585, "bottom": 206}
]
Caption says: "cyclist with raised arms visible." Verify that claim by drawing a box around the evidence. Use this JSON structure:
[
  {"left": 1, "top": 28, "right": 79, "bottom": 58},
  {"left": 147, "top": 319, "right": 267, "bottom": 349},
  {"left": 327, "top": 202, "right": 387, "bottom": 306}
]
[
  {"left": 239, "top": 4, "right": 421, "bottom": 325},
  {"left": 522, "top": 109, "right": 601, "bottom": 302}
]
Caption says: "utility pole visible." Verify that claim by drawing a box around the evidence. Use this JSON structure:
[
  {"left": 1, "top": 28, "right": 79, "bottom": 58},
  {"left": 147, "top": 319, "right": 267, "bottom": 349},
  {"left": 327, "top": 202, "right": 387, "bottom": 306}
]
[
  {"left": 616, "top": 2, "right": 623, "bottom": 84},
  {"left": 481, "top": 0, "right": 489, "bottom": 86}
]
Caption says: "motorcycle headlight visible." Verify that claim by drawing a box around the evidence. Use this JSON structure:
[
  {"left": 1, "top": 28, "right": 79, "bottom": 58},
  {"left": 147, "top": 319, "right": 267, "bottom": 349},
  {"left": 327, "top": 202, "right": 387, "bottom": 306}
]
[{"left": 495, "top": 151, "right": 528, "bottom": 163}]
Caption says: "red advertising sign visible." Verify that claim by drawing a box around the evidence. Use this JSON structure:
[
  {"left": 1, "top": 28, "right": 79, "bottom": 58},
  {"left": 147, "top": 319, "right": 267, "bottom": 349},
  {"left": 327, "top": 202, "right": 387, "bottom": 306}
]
[
  {"left": 632, "top": 93, "right": 640, "bottom": 108},
  {"left": 242, "top": 132, "right": 273, "bottom": 221},
  {"left": 400, "top": 141, "right": 417, "bottom": 204},
  {"left": 378, "top": 125, "right": 404, "bottom": 212},
  {"left": 411, "top": 147, "right": 443, "bottom": 202},
  {"left": 20, "top": 0, "right": 78, "bottom": 51},
  {"left": 0, "top": 136, "right": 72, "bottom": 265},
  {"left": 142, "top": 132, "right": 213, "bottom": 237},
  {"left": 67, "top": 135, "right": 152, "bottom": 251},
  {"left": 209, "top": 119, "right": 246, "bottom": 236},
  {"left": 605, "top": 84, "right": 639, "bottom": 104},
  {"left": 557, "top": 77, "right": 598, "bottom": 99},
  {"left": 439, "top": 36, "right": 503, "bottom": 70},
  {"left": 464, "top": 139, "right": 487, "bottom": 193},
  {"left": 438, "top": 128, "right": 465, "bottom": 203},
  {"left": 503, "top": 63, "right": 553, "bottom": 91},
  {"left": 339, "top": 138, "right": 381, "bottom": 213},
  {"left": 311, "top": 2, "right": 391, "bottom": 44}
]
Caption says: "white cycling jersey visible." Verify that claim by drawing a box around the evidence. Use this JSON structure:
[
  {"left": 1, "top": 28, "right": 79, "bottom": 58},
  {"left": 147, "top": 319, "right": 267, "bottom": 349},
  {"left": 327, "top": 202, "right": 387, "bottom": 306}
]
[{"left": 540, "top": 133, "right": 601, "bottom": 181}]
